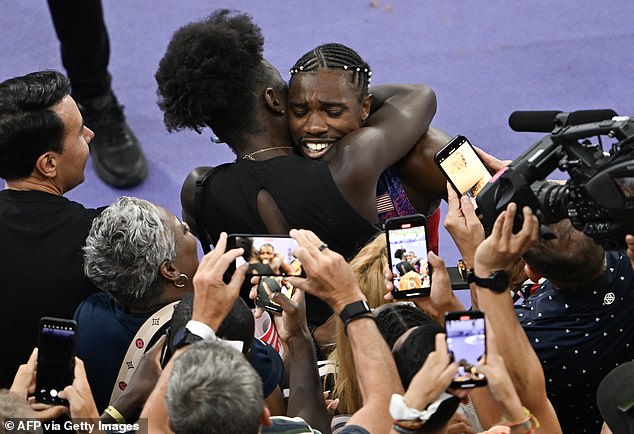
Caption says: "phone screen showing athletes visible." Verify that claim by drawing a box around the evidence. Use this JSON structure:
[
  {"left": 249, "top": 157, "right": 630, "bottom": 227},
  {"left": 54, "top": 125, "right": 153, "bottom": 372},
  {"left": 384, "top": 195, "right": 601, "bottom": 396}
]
[
  {"left": 386, "top": 214, "right": 431, "bottom": 299},
  {"left": 435, "top": 135, "right": 492, "bottom": 207},
  {"left": 445, "top": 310, "right": 487, "bottom": 388},
  {"left": 35, "top": 317, "right": 77, "bottom": 405},
  {"left": 229, "top": 234, "right": 304, "bottom": 277}
]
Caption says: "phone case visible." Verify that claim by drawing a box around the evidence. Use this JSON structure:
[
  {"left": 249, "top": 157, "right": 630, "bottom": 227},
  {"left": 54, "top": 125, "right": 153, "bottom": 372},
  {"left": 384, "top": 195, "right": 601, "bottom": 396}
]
[
  {"left": 35, "top": 317, "right": 77, "bottom": 405},
  {"left": 434, "top": 135, "right": 492, "bottom": 199},
  {"left": 445, "top": 310, "right": 487, "bottom": 389},
  {"left": 385, "top": 215, "right": 431, "bottom": 299}
]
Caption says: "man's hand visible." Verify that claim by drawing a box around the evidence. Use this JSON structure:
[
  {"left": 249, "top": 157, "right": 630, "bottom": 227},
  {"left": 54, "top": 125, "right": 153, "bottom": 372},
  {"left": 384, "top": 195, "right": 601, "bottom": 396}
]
[
  {"left": 286, "top": 229, "right": 365, "bottom": 313},
  {"left": 385, "top": 252, "right": 464, "bottom": 324},
  {"left": 10, "top": 348, "right": 68, "bottom": 420},
  {"left": 473, "top": 146, "right": 511, "bottom": 174},
  {"left": 270, "top": 289, "right": 310, "bottom": 343},
  {"left": 417, "top": 252, "right": 465, "bottom": 323},
  {"left": 106, "top": 334, "right": 167, "bottom": 420},
  {"left": 58, "top": 358, "right": 101, "bottom": 423},
  {"left": 473, "top": 203, "right": 538, "bottom": 277},
  {"left": 192, "top": 232, "right": 247, "bottom": 331},
  {"left": 443, "top": 183, "right": 485, "bottom": 269},
  {"left": 402, "top": 333, "right": 458, "bottom": 410}
]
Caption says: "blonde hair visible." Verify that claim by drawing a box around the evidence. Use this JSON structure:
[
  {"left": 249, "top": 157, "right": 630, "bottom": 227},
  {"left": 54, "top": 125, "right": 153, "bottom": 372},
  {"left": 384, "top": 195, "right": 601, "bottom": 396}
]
[{"left": 329, "top": 233, "right": 390, "bottom": 414}]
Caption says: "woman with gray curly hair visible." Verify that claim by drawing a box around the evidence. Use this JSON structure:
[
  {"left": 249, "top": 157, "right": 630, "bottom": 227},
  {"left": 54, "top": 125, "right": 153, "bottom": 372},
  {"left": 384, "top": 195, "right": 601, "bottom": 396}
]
[{"left": 73, "top": 196, "right": 198, "bottom": 412}]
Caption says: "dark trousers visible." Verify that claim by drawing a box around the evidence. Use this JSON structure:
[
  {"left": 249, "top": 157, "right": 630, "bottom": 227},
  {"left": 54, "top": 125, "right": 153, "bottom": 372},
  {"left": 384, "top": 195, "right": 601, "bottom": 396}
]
[{"left": 47, "top": 0, "right": 112, "bottom": 102}]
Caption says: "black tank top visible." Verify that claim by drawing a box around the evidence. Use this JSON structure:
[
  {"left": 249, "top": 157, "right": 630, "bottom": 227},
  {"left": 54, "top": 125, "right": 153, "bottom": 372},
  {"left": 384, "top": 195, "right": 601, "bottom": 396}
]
[
  {"left": 198, "top": 155, "right": 381, "bottom": 325},
  {"left": 201, "top": 155, "right": 379, "bottom": 258}
]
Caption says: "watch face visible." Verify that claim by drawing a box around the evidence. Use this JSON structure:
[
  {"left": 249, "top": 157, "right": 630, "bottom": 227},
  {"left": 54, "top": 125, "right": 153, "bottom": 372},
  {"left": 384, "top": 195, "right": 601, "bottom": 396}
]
[{"left": 491, "top": 271, "right": 510, "bottom": 292}]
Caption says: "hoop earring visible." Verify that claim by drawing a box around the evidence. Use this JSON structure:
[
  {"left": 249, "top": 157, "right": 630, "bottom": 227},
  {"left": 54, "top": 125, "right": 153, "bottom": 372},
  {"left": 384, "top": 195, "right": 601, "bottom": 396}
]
[{"left": 174, "top": 273, "right": 189, "bottom": 288}]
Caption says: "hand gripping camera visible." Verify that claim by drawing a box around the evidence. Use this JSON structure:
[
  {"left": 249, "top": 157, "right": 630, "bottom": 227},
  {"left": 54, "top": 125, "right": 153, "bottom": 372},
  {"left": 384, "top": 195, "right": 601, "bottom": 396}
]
[{"left": 476, "top": 110, "right": 634, "bottom": 249}]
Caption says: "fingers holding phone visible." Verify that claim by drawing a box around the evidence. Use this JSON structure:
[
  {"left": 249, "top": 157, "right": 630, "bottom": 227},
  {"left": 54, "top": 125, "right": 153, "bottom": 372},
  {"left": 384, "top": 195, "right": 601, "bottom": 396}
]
[{"left": 435, "top": 135, "right": 493, "bottom": 209}]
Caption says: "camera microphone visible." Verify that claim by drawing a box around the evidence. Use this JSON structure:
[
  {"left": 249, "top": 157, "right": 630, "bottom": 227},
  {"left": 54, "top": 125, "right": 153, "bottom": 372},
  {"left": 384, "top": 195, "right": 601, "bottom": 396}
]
[
  {"left": 566, "top": 109, "right": 618, "bottom": 126},
  {"left": 508, "top": 109, "right": 618, "bottom": 133},
  {"left": 508, "top": 110, "right": 562, "bottom": 132}
]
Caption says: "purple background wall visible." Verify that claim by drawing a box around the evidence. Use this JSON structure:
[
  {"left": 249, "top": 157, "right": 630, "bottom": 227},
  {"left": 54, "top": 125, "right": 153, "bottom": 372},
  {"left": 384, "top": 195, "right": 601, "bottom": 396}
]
[{"left": 2, "top": 0, "right": 633, "bottom": 266}]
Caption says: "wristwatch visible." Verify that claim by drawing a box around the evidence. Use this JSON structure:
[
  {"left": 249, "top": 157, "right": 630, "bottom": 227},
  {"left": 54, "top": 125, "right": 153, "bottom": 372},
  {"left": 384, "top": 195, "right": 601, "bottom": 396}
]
[
  {"left": 467, "top": 269, "right": 510, "bottom": 293},
  {"left": 172, "top": 327, "right": 203, "bottom": 350},
  {"left": 339, "top": 300, "right": 373, "bottom": 328}
]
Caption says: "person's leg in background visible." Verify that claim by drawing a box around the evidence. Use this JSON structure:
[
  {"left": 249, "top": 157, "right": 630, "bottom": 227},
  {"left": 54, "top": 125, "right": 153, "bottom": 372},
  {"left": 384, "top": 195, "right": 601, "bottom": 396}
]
[{"left": 47, "top": 0, "right": 148, "bottom": 188}]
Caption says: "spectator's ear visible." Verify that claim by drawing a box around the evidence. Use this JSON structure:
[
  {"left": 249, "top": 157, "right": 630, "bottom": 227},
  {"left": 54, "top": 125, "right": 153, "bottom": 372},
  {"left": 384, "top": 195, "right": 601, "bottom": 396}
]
[
  {"left": 34, "top": 152, "right": 57, "bottom": 178},
  {"left": 259, "top": 406, "right": 272, "bottom": 427},
  {"left": 524, "top": 263, "right": 543, "bottom": 283},
  {"left": 160, "top": 260, "right": 180, "bottom": 282}
]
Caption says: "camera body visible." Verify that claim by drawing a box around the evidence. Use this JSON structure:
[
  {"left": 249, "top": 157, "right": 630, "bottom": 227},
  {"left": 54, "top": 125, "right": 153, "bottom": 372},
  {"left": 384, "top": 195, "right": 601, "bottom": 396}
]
[{"left": 476, "top": 114, "right": 634, "bottom": 249}]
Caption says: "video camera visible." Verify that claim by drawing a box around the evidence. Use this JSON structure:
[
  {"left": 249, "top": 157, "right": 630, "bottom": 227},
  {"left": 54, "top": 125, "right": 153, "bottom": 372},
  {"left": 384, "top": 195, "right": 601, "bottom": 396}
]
[{"left": 476, "top": 109, "right": 634, "bottom": 250}]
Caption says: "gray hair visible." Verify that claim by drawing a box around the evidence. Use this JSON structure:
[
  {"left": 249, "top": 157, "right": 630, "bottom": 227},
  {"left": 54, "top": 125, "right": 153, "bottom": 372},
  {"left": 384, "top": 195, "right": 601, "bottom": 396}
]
[
  {"left": 167, "top": 339, "right": 263, "bottom": 434},
  {"left": 83, "top": 196, "right": 176, "bottom": 310}
]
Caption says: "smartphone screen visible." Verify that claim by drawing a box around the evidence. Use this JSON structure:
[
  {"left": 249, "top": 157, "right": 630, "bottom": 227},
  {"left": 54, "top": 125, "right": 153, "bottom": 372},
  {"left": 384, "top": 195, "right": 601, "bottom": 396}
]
[
  {"left": 35, "top": 317, "right": 77, "bottom": 405},
  {"left": 386, "top": 215, "right": 431, "bottom": 299},
  {"left": 445, "top": 311, "right": 487, "bottom": 388},
  {"left": 435, "top": 135, "right": 492, "bottom": 206},
  {"left": 230, "top": 235, "right": 304, "bottom": 277},
  {"left": 255, "top": 277, "right": 294, "bottom": 314}
]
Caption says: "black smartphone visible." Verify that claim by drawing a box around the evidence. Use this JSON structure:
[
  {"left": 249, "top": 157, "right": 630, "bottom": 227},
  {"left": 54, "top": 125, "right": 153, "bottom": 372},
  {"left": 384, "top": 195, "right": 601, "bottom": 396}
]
[
  {"left": 227, "top": 234, "right": 305, "bottom": 277},
  {"left": 445, "top": 310, "right": 487, "bottom": 389},
  {"left": 35, "top": 317, "right": 77, "bottom": 405},
  {"left": 434, "top": 135, "right": 492, "bottom": 207},
  {"left": 255, "top": 277, "right": 294, "bottom": 315},
  {"left": 385, "top": 214, "right": 431, "bottom": 299}
]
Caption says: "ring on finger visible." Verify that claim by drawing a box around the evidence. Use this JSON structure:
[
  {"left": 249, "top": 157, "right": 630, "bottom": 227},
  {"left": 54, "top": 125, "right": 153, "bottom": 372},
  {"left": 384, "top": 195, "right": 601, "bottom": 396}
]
[{"left": 318, "top": 243, "right": 329, "bottom": 252}]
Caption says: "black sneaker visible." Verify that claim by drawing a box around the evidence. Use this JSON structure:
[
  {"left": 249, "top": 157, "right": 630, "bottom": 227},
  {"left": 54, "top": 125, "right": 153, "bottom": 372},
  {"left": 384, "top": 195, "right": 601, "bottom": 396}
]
[{"left": 78, "top": 91, "right": 148, "bottom": 188}]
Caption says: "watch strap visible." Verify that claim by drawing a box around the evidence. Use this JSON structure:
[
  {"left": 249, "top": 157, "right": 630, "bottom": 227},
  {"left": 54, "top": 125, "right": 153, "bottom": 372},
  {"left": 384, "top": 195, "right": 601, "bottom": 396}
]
[
  {"left": 338, "top": 300, "right": 372, "bottom": 329},
  {"left": 467, "top": 268, "right": 510, "bottom": 293}
]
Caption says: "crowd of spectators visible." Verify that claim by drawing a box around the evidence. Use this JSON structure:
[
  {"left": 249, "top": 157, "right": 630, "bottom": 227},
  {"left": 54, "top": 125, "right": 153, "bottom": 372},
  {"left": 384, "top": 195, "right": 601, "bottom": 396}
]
[{"left": 1, "top": 8, "right": 632, "bottom": 434}]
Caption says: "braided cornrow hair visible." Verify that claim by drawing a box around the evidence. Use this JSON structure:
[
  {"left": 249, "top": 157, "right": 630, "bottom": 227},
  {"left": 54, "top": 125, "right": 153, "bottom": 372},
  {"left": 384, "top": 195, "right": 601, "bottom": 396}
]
[{"left": 289, "top": 43, "right": 372, "bottom": 96}]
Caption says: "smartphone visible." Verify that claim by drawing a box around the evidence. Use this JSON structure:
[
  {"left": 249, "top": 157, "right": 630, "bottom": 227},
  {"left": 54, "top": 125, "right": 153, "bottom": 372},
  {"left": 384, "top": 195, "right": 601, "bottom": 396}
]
[
  {"left": 385, "top": 214, "right": 431, "bottom": 299},
  {"left": 35, "top": 317, "right": 77, "bottom": 405},
  {"left": 227, "top": 234, "right": 305, "bottom": 277},
  {"left": 435, "top": 135, "right": 492, "bottom": 207},
  {"left": 445, "top": 310, "right": 487, "bottom": 389},
  {"left": 255, "top": 276, "right": 294, "bottom": 315}
]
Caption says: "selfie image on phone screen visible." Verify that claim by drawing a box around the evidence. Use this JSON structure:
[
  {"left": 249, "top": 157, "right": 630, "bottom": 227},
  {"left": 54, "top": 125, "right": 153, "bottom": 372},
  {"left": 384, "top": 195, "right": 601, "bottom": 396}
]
[
  {"left": 233, "top": 235, "right": 303, "bottom": 277},
  {"left": 445, "top": 311, "right": 487, "bottom": 388},
  {"left": 387, "top": 218, "right": 430, "bottom": 297},
  {"left": 35, "top": 318, "right": 76, "bottom": 405},
  {"left": 436, "top": 136, "right": 492, "bottom": 205}
]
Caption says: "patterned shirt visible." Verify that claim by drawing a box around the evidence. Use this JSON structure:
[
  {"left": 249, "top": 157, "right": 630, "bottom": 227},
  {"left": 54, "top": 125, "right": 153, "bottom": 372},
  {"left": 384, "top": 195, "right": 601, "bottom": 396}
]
[{"left": 516, "top": 250, "right": 634, "bottom": 434}]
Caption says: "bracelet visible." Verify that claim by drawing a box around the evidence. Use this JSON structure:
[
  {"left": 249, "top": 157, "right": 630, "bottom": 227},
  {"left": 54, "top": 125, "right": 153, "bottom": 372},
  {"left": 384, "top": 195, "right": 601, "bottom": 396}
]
[
  {"left": 500, "top": 406, "right": 540, "bottom": 431},
  {"left": 103, "top": 405, "right": 126, "bottom": 424},
  {"left": 392, "top": 422, "right": 425, "bottom": 434}
]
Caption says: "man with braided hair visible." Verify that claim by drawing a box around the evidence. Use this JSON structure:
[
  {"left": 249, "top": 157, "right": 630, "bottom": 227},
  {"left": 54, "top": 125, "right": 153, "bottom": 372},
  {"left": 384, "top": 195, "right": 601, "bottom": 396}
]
[
  {"left": 156, "top": 9, "right": 436, "bottom": 326},
  {"left": 288, "top": 43, "right": 449, "bottom": 254}
]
